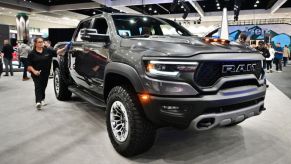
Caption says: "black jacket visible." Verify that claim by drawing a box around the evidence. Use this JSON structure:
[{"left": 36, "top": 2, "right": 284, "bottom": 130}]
[
  {"left": 1, "top": 44, "right": 14, "bottom": 60},
  {"left": 256, "top": 46, "right": 270, "bottom": 59}
]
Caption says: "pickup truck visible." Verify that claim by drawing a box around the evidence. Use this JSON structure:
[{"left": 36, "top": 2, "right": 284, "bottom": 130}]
[{"left": 53, "top": 13, "right": 266, "bottom": 157}]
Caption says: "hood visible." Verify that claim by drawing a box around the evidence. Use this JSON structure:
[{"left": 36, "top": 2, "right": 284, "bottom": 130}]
[{"left": 120, "top": 35, "right": 257, "bottom": 57}]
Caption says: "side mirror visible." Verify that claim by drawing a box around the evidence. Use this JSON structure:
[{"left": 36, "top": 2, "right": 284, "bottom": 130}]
[{"left": 80, "top": 28, "right": 110, "bottom": 43}]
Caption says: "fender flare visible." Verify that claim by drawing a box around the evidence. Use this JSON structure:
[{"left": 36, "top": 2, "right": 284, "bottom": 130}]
[{"left": 104, "top": 62, "right": 144, "bottom": 93}]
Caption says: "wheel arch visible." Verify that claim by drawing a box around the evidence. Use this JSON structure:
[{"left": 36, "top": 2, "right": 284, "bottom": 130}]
[{"left": 104, "top": 62, "right": 145, "bottom": 102}]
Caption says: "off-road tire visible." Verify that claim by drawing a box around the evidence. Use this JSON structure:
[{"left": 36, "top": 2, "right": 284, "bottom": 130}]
[
  {"left": 106, "top": 86, "right": 156, "bottom": 157},
  {"left": 54, "top": 67, "right": 72, "bottom": 101}
]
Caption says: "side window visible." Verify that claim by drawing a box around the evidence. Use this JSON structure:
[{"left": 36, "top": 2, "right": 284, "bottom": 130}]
[
  {"left": 75, "top": 20, "right": 91, "bottom": 41},
  {"left": 92, "top": 18, "right": 108, "bottom": 35}
]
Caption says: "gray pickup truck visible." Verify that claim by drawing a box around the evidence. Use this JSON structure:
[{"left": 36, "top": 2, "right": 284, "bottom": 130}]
[{"left": 53, "top": 13, "right": 266, "bottom": 157}]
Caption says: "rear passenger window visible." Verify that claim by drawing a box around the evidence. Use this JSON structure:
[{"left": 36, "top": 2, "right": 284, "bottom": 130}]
[
  {"left": 92, "top": 18, "right": 108, "bottom": 34},
  {"left": 75, "top": 20, "right": 91, "bottom": 41}
]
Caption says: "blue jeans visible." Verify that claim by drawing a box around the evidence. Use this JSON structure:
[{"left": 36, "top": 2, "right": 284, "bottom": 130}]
[{"left": 3, "top": 58, "right": 13, "bottom": 76}]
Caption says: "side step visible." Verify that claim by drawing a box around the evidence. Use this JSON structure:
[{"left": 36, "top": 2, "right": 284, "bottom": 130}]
[{"left": 68, "top": 86, "right": 106, "bottom": 110}]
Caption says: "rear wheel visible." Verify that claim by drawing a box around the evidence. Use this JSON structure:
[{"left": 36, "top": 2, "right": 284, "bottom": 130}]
[
  {"left": 106, "top": 86, "right": 156, "bottom": 157},
  {"left": 54, "top": 68, "right": 72, "bottom": 101}
]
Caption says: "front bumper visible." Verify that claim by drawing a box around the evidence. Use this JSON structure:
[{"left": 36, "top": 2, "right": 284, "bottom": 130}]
[{"left": 142, "top": 85, "right": 266, "bottom": 129}]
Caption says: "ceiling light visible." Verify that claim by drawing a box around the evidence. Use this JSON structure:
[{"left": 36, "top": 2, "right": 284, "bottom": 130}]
[
  {"left": 93, "top": 11, "right": 96, "bottom": 14},
  {"left": 181, "top": 5, "right": 184, "bottom": 8},
  {"left": 256, "top": 0, "right": 259, "bottom": 3},
  {"left": 143, "top": 17, "right": 148, "bottom": 21},
  {"left": 217, "top": 3, "right": 220, "bottom": 6},
  {"left": 154, "top": 10, "right": 157, "bottom": 13},
  {"left": 254, "top": 4, "right": 257, "bottom": 7},
  {"left": 130, "top": 19, "right": 135, "bottom": 24},
  {"left": 149, "top": 7, "right": 152, "bottom": 11},
  {"left": 217, "top": 7, "right": 221, "bottom": 10}
]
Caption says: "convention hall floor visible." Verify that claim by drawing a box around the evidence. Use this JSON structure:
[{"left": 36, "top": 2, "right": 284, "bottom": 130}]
[{"left": 1, "top": 65, "right": 291, "bottom": 164}]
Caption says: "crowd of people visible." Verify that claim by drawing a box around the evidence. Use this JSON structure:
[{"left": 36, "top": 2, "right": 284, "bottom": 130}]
[
  {"left": 238, "top": 33, "right": 291, "bottom": 73},
  {"left": 0, "top": 38, "right": 67, "bottom": 110},
  {"left": 0, "top": 39, "right": 53, "bottom": 79}
]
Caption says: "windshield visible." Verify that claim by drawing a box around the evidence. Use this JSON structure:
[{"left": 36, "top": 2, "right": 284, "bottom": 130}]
[{"left": 112, "top": 15, "right": 192, "bottom": 38}]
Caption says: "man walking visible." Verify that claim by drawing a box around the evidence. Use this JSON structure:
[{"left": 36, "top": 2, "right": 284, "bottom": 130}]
[
  {"left": 1, "top": 40, "right": 14, "bottom": 76},
  {"left": 283, "top": 45, "right": 290, "bottom": 67},
  {"left": 18, "top": 39, "right": 31, "bottom": 80},
  {"left": 274, "top": 43, "right": 284, "bottom": 72}
]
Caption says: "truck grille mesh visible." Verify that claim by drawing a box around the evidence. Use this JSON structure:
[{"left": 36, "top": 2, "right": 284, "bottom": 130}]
[{"left": 194, "top": 61, "right": 262, "bottom": 87}]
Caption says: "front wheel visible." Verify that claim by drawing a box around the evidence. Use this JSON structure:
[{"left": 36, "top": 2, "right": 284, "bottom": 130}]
[
  {"left": 106, "top": 86, "right": 156, "bottom": 157},
  {"left": 54, "top": 68, "right": 72, "bottom": 101}
]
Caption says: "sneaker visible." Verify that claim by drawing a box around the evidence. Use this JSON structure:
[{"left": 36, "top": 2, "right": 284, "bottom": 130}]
[
  {"left": 41, "top": 100, "right": 47, "bottom": 106},
  {"left": 36, "top": 103, "right": 42, "bottom": 110},
  {"left": 4, "top": 74, "right": 8, "bottom": 76}
]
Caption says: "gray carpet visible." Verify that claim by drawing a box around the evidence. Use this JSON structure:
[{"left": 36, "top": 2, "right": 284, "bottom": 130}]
[{"left": 266, "top": 62, "right": 291, "bottom": 99}]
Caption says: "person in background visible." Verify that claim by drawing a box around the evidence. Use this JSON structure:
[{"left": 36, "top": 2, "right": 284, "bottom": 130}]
[
  {"left": 44, "top": 39, "right": 54, "bottom": 78},
  {"left": 18, "top": 39, "right": 32, "bottom": 81},
  {"left": 266, "top": 44, "right": 275, "bottom": 73},
  {"left": 238, "top": 33, "right": 248, "bottom": 46},
  {"left": 274, "top": 43, "right": 284, "bottom": 72},
  {"left": 27, "top": 37, "right": 67, "bottom": 110},
  {"left": 1, "top": 40, "right": 14, "bottom": 76},
  {"left": 256, "top": 41, "right": 270, "bottom": 70},
  {"left": 283, "top": 45, "right": 290, "bottom": 67},
  {"left": 44, "top": 40, "right": 53, "bottom": 50}
]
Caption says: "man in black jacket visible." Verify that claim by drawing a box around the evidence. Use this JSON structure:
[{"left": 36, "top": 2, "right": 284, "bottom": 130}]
[
  {"left": 256, "top": 41, "right": 270, "bottom": 69},
  {"left": 1, "top": 40, "right": 14, "bottom": 76},
  {"left": 256, "top": 41, "right": 270, "bottom": 88}
]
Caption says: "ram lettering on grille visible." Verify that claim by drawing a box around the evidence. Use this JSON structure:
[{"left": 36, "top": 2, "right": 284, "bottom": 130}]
[{"left": 222, "top": 64, "right": 257, "bottom": 73}]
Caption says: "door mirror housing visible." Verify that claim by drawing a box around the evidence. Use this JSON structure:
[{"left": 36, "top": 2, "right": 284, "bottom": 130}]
[{"left": 80, "top": 28, "right": 110, "bottom": 42}]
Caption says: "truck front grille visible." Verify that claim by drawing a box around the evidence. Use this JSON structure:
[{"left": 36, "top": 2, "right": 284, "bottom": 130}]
[{"left": 194, "top": 61, "right": 262, "bottom": 87}]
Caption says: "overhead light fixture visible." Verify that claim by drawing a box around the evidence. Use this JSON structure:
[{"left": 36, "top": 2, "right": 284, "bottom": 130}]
[
  {"left": 93, "top": 11, "right": 96, "bottom": 14},
  {"left": 217, "top": 7, "right": 221, "bottom": 10},
  {"left": 256, "top": 0, "right": 259, "bottom": 3},
  {"left": 149, "top": 7, "right": 152, "bottom": 11},
  {"left": 130, "top": 19, "right": 135, "bottom": 24},
  {"left": 254, "top": 4, "right": 257, "bottom": 7},
  {"left": 154, "top": 10, "right": 157, "bottom": 13},
  {"left": 217, "top": 3, "right": 220, "bottom": 6}
]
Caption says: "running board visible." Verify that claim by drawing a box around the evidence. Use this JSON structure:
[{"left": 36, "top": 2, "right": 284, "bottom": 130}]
[{"left": 68, "top": 86, "right": 106, "bottom": 110}]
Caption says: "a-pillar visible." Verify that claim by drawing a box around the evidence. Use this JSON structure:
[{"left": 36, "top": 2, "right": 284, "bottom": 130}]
[{"left": 16, "top": 13, "right": 30, "bottom": 42}]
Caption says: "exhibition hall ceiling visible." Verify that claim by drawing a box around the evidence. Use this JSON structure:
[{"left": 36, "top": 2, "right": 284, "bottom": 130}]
[
  {"left": 29, "top": 0, "right": 94, "bottom": 6},
  {"left": 25, "top": 0, "right": 291, "bottom": 16},
  {"left": 0, "top": 0, "right": 291, "bottom": 26}
]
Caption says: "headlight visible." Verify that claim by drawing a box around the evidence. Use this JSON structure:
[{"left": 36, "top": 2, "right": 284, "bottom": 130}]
[{"left": 145, "top": 61, "right": 199, "bottom": 77}]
